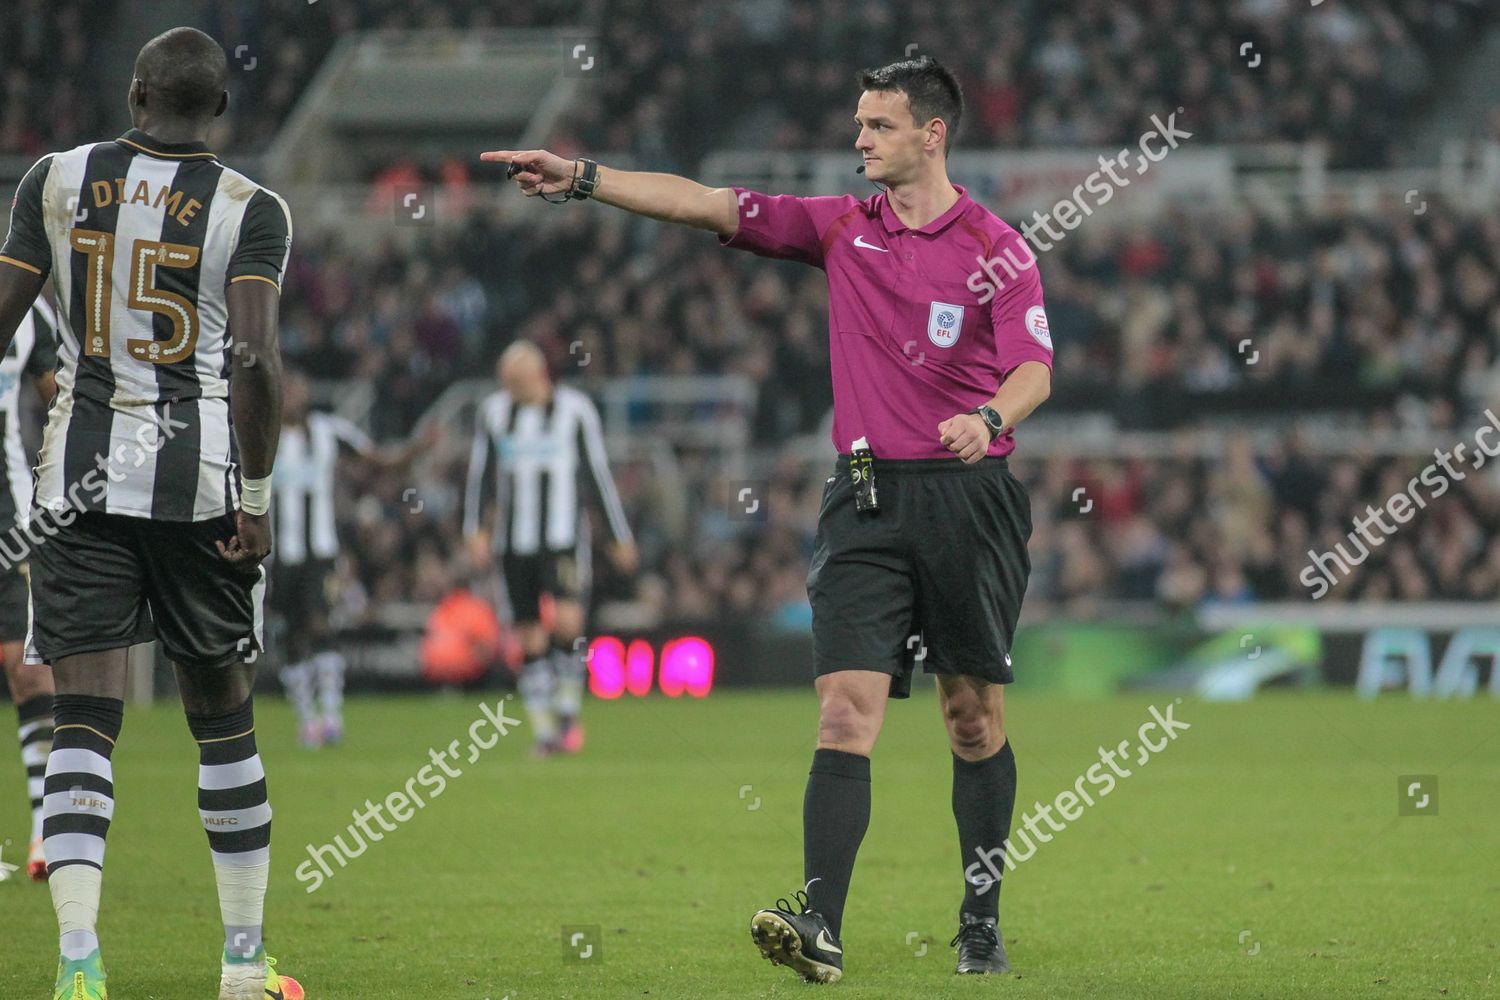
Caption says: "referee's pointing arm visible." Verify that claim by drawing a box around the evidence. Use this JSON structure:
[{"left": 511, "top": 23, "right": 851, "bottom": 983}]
[
  {"left": 479, "top": 149, "right": 740, "bottom": 237},
  {"left": 480, "top": 145, "right": 1053, "bottom": 463}
]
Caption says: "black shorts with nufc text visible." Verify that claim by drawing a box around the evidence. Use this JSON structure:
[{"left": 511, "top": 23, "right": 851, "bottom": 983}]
[
  {"left": 0, "top": 560, "right": 29, "bottom": 643},
  {"left": 501, "top": 548, "right": 586, "bottom": 623},
  {"left": 30, "top": 511, "right": 265, "bottom": 669},
  {"left": 808, "top": 455, "right": 1032, "bottom": 698}
]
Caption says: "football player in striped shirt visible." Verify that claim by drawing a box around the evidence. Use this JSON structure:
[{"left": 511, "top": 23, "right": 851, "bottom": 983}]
[
  {"left": 465, "top": 341, "right": 637, "bottom": 757},
  {"left": 273, "top": 367, "right": 429, "bottom": 748},
  {"left": 0, "top": 28, "right": 299, "bottom": 1000},
  {"left": 0, "top": 296, "right": 58, "bottom": 882}
]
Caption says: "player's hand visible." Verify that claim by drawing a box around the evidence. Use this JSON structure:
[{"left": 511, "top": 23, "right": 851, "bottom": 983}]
[
  {"left": 479, "top": 148, "right": 578, "bottom": 199},
  {"left": 608, "top": 540, "right": 639, "bottom": 575},
  {"left": 218, "top": 510, "right": 272, "bottom": 566},
  {"left": 938, "top": 413, "right": 992, "bottom": 465}
]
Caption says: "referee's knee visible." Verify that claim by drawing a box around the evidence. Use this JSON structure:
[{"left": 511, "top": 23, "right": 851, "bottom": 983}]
[
  {"left": 945, "top": 706, "right": 1005, "bottom": 761},
  {"left": 816, "top": 696, "right": 879, "bottom": 756}
]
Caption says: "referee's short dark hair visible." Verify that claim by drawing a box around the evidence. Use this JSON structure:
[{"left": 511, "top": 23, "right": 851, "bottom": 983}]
[{"left": 858, "top": 55, "right": 963, "bottom": 153}]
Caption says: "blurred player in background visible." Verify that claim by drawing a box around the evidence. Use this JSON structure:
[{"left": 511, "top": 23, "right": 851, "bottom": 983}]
[
  {"left": 0, "top": 28, "right": 300, "bottom": 1000},
  {"left": 273, "top": 367, "right": 428, "bottom": 748},
  {"left": 464, "top": 340, "right": 637, "bottom": 757},
  {"left": 0, "top": 295, "right": 58, "bottom": 882}
]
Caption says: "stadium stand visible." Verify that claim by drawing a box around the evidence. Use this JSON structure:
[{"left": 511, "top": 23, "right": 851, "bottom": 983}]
[
  {"left": 6, "top": 0, "right": 1496, "bottom": 168},
  {"left": 2, "top": 0, "right": 1498, "bottom": 670}
]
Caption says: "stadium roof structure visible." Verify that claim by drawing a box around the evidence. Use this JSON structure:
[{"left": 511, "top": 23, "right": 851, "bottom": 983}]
[{"left": 267, "top": 29, "right": 595, "bottom": 184}]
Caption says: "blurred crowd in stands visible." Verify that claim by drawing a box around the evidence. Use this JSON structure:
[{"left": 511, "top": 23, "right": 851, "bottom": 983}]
[
  {"left": 319, "top": 418, "right": 1500, "bottom": 631},
  {"left": 5, "top": 0, "right": 1498, "bottom": 628},
  {"left": 277, "top": 198, "right": 1500, "bottom": 624},
  {"left": 278, "top": 198, "right": 1500, "bottom": 440},
  {"left": 1018, "top": 435, "right": 1500, "bottom": 615},
  {"left": 5, "top": 0, "right": 1498, "bottom": 168}
]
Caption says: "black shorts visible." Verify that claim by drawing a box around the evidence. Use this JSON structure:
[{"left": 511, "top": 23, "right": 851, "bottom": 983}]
[
  {"left": 501, "top": 548, "right": 587, "bottom": 622},
  {"left": 808, "top": 455, "right": 1032, "bottom": 698},
  {"left": 0, "top": 560, "right": 29, "bottom": 643},
  {"left": 30, "top": 511, "right": 265, "bottom": 669},
  {"left": 269, "top": 557, "right": 336, "bottom": 640}
]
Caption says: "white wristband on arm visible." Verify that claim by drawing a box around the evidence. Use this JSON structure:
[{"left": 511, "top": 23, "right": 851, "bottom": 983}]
[{"left": 240, "top": 474, "right": 273, "bottom": 516}]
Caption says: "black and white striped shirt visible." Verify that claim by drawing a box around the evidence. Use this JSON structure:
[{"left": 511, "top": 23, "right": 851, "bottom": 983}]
[
  {"left": 0, "top": 129, "right": 292, "bottom": 521},
  {"left": 0, "top": 299, "right": 57, "bottom": 531},
  {"left": 274, "top": 411, "right": 371, "bottom": 566},
  {"left": 464, "top": 385, "right": 632, "bottom": 555}
]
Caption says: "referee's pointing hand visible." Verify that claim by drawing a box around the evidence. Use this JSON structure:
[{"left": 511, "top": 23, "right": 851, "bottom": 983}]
[
  {"left": 480, "top": 149, "right": 576, "bottom": 199},
  {"left": 938, "top": 413, "right": 991, "bottom": 465}
]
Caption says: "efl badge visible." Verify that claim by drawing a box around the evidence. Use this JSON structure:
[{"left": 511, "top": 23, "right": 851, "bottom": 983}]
[
  {"left": 1025, "top": 305, "right": 1053, "bottom": 350},
  {"left": 928, "top": 301, "right": 964, "bottom": 348}
]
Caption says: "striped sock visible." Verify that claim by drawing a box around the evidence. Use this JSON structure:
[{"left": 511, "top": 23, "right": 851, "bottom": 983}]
[
  {"left": 43, "top": 694, "right": 124, "bottom": 960},
  {"left": 518, "top": 657, "right": 559, "bottom": 746},
  {"left": 187, "top": 697, "right": 272, "bottom": 963},
  {"left": 314, "top": 650, "right": 346, "bottom": 729},
  {"left": 279, "top": 660, "right": 317, "bottom": 727},
  {"left": 550, "top": 641, "right": 586, "bottom": 724},
  {"left": 17, "top": 693, "right": 54, "bottom": 842}
]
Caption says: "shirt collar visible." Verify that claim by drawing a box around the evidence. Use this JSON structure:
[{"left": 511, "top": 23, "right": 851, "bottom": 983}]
[
  {"left": 878, "top": 184, "right": 973, "bottom": 236},
  {"left": 115, "top": 128, "right": 218, "bottom": 161}
]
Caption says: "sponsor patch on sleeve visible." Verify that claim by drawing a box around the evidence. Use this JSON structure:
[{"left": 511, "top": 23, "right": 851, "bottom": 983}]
[{"left": 1025, "top": 305, "right": 1052, "bottom": 350}]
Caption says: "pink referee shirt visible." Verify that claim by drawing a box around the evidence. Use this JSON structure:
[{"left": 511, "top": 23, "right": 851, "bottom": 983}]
[{"left": 721, "top": 184, "right": 1053, "bottom": 459}]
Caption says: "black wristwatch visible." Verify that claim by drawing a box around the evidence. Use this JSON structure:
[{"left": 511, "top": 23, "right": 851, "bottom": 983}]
[
  {"left": 972, "top": 405, "right": 1005, "bottom": 440},
  {"left": 569, "top": 157, "right": 600, "bottom": 200},
  {"left": 537, "top": 157, "right": 601, "bottom": 204}
]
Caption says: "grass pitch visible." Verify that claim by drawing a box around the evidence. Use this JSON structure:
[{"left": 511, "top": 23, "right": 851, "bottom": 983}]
[{"left": 2, "top": 687, "right": 1497, "bottom": 999}]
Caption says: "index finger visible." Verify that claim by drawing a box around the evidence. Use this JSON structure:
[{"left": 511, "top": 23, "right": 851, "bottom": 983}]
[{"left": 482, "top": 149, "right": 542, "bottom": 165}]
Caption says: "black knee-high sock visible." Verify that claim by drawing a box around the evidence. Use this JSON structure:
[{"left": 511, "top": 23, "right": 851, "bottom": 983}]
[
  {"left": 953, "top": 739, "right": 1017, "bottom": 920},
  {"left": 803, "top": 748, "right": 871, "bottom": 938}
]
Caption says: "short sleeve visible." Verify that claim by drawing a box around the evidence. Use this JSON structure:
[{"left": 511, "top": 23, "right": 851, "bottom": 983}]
[
  {"left": 226, "top": 188, "right": 293, "bottom": 289},
  {"left": 0, "top": 155, "right": 55, "bottom": 278},
  {"left": 990, "top": 243, "right": 1054, "bottom": 375},
  {"left": 23, "top": 300, "right": 59, "bottom": 376},
  {"left": 719, "top": 189, "right": 855, "bottom": 268}
]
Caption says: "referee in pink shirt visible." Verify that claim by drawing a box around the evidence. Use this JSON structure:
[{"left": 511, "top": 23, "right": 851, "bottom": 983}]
[{"left": 485, "top": 55, "right": 1052, "bottom": 984}]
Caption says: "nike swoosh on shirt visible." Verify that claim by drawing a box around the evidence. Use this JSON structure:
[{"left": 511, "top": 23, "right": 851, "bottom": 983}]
[
  {"left": 815, "top": 928, "right": 843, "bottom": 954},
  {"left": 852, "top": 235, "right": 889, "bottom": 253}
]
